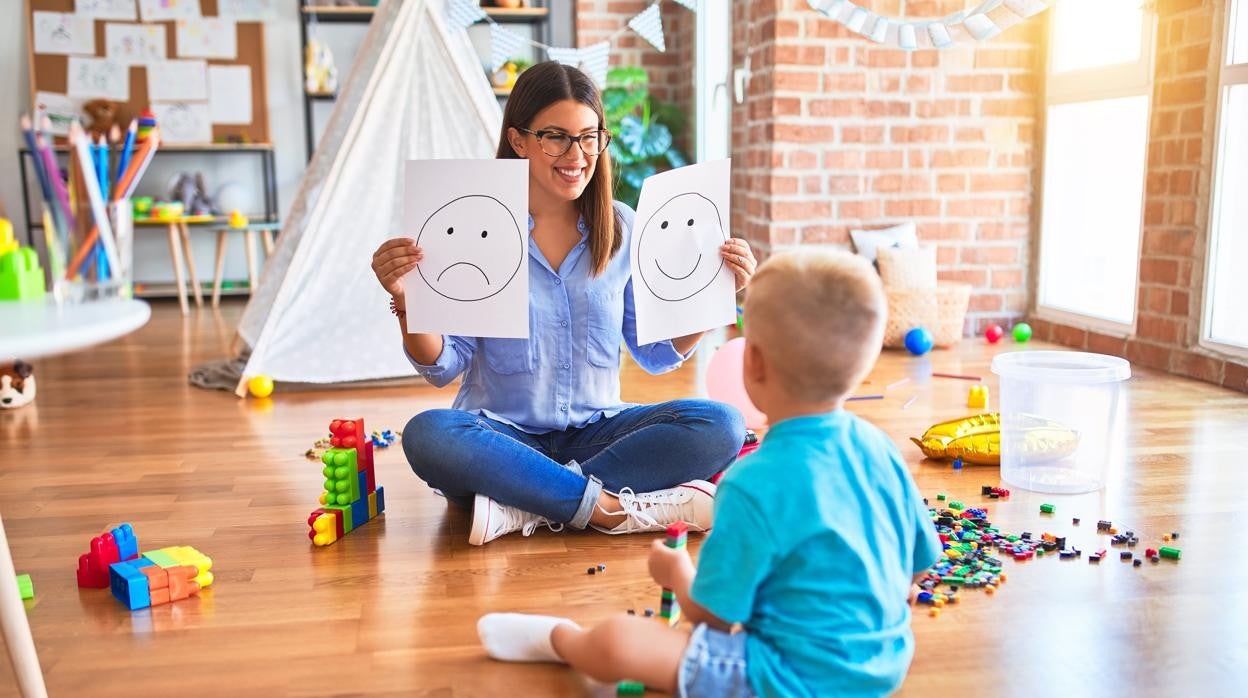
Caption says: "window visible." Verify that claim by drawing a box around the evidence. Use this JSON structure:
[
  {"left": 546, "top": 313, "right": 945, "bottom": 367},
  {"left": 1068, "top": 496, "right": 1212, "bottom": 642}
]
[
  {"left": 1037, "top": 0, "right": 1155, "bottom": 328},
  {"left": 1204, "top": 0, "right": 1248, "bottom": 351}
]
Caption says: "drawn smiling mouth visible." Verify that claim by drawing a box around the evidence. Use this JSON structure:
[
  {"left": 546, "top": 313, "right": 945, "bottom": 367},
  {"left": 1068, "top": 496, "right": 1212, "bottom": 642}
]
[
  {"left": 437, "top": 261, "right": 490, "bottom": 285},
  {"left": 655, "top": 254, "right": 701, "bottom": 281}
]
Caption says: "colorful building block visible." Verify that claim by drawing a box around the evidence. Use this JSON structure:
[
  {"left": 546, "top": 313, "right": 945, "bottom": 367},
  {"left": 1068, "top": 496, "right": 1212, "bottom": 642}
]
[
  {"left": 77, "top": 532, "right": 121, "bottom": 588},
  {"left": 351, "top": 498, "right": 369, "bottom": 529},
  {"left": 658, "top": 522, "right": 688, "bottom": 627},
  {"left": 15, "top": 574, "right": 33, "bottom": 600},
  {"left": 110, "top": 523, "right": 140, "bottom": 561},
  {"left": 108, "top": 545, "right": 213, "bottom": 611},
  {"left": 307, "top": 418, "right": 385, "bottom": 546},
  {"left": 0, "top": 247, "right": 46, "bottom": 301},
  {"left": 967, "top": 384, "right": 988, "bottom": 409}
]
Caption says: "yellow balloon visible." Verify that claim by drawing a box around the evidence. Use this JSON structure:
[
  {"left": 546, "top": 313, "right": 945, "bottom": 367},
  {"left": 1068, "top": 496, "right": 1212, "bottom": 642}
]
[
  {"left": 910, "top": 413, "right": 1078, "bottom": 466},
  {"left": 247, "top": 375, "right": 274, "bottom": 398}
]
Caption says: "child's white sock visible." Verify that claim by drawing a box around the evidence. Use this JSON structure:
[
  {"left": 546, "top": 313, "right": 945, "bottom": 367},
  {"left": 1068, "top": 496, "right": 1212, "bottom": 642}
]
[{"left": 477, "top": 613, "right": 579, "bottom": 663}]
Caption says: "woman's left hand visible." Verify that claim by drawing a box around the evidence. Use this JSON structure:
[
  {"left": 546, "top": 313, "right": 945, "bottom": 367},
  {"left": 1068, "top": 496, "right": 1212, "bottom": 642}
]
[{"left": 720, "top": 238, "right": 758, "bottom": 292}]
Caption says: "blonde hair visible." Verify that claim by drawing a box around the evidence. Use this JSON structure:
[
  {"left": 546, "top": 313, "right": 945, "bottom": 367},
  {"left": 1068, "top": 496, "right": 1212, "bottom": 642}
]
[{"left": 743, "top": 249, "right": 886, "bottom": 403}]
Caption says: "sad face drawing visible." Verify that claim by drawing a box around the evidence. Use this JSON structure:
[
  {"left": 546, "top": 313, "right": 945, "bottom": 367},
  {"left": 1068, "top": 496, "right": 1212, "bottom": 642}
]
[
  {"left": 415, "top": 195, "right": 525, "bottom": 302},
  {"left": 636, "top": 193, "right": 727, "bottom": 302}
]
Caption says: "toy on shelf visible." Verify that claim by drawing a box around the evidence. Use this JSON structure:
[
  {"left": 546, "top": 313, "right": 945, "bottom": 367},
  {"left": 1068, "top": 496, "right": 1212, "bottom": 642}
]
[
  {"left": 228, "top": 210, "right": 249, "bottom": 229},
  {"left": 491, "top": 59, "right": 532, "bottom": 89},
  {"left": 76, "top": 523, "right": 139, "bottom": 588},
  {"left": 910, "top": 413, "right": 1079, "bottom": 466},
  {"left": 967, "top": 384, "right": 989, "bottom": 409},
  {"left": 110, "top": 545, "right": 214, "bottom": 611},
  {"left": 658, "top": 522, "right": 687, "bottom": 627},
  {"left": 984, "top": 324, "right": 1005, "bottom": 344},
  {"left": 1012, "top": 322, "right": 1033, "bottom": 343},
  {"left": 904, "top": 327, "right": 933, "bottom": 356},
  {"left": 305, "top": 36, "right": 339, "bottom": 95},
  {"left": 1, "top": 361, "right": 37, "bottom": 410},
  {"left": 83, "top": 99, "right": 120, "bottom": 138},
  {"left": 15, "top": 574, "right": 33, "bottom": 601},
  {"left": 308, "top": 418, "right": 386, "bottom": 546},
  {"left": 247, "top": 375, "right": 274, "bottom": 398}
]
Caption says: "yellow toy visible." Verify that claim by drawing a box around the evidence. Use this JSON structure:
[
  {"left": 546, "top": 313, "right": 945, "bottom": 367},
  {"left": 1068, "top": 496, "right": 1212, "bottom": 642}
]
[
  {"left": 910, "top": 413, "right": 1079, "bottom": 466},
  {"left": 228, "top": 210, "right": 249, "bottom": 228},
  {"left": 247, "top": 375, "right": 274, "bottom": 398},
  {"left": 305, "top": 37, "right": 339, "bottom": 94},
  {"left": 0, "top": 219, "right": 16, "bottom": 255},
  {"left": 968, "top": 384, "right": 989, "bottom": 409}
]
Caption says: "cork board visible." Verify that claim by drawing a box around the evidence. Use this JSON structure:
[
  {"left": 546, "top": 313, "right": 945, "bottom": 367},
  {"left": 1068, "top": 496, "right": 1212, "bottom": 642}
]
[{"left": 26, "top": 0, "right": 270, "bottom": 145}]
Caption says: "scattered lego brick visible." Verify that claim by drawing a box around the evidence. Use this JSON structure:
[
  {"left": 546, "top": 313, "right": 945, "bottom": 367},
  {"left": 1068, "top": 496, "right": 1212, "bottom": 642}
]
[
  {"left": 1159, "top": 547, "right": 1181, "bottom": 560},
  {"left": 15, "top": 574, "right": 33, "bottom": 600},
  {"left": 1040, "top": 503, "right": 1055, "bottom": 514}
]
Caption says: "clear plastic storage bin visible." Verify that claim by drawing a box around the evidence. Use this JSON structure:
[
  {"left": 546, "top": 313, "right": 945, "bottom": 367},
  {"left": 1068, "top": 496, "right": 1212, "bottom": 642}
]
[{"left": 991, "top": 351, "right": 1131, "bottom": 494}]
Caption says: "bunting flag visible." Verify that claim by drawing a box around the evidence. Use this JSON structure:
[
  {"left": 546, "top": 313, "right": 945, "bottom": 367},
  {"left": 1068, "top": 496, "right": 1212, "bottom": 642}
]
[
  {"left": 490, "top": 24, "right": 529, "bottom": 72},
  {"left": 670, "top": 0, "right": 697, "bottom": 10},
  {"left": 446, "top": 0, "right": 487, "bottom": 30},
  {"left": 546, "top": 46, "right": 581, "bottom": 67},
  {"left": 580, "top": 42, "right": 610, "bottom": 87},
  {"left": 805, "top": 0, "right": 1049, "bottom": 50},
  {"left": 628, "top": 3, "right": 666, "bottom": 53}
]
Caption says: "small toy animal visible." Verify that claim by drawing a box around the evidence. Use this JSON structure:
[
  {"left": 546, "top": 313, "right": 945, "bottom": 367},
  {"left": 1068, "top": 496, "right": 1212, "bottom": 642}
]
[
  {"left": 83, "top": 99, "right": 120, "bottom": 138},
  {"left": 0, "top": 361, "right": 36, "bottom": 409}
]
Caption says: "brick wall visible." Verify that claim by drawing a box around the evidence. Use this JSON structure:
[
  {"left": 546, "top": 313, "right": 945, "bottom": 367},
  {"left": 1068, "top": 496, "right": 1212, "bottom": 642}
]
[
  {"left": 575, "top": 0, "right": 695, "bottom": 152},
  {"left": 731, "top": 0, "right": 1040, "bottom": 333},
  {"left": 1030, "top": 0, "right": 1247, "bottom": 392}
]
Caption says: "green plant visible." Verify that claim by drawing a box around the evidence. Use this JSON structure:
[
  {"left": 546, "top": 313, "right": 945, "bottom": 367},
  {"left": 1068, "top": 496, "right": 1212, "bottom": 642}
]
[{"left": 602, "top": 66, "right": 688, "bottom": 208}]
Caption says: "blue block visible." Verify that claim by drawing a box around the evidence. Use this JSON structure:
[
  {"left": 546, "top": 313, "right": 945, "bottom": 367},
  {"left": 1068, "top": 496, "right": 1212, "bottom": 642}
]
[
  {"left": 351, "top": 498, "right": 368, "bottom": 528},
  {"left": 375, "top": 486, "right": 385, "bottom": 514},
  {"left": 111, "top": 523, "right": 139, "bottom": 560},
  {"left": 358, "top": 470, "right": 368, "bottom": 497},
  {"left": 110, "top": 558, "right": 156, "bottom": 610}
]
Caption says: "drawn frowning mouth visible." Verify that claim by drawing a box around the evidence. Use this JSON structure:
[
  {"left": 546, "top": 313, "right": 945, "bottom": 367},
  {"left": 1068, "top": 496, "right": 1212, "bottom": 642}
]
[
  {"left": 655, "top": 254, "right": 701, "bottom": 281},
  {"left": 437, "top": 261, "right": 490, "bottom": 285}
]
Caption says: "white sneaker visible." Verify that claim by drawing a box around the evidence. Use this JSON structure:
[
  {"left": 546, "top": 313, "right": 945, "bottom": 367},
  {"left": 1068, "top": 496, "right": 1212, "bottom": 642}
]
[
  {"left": 592, "top": 480, "right": 717, "bottom": 535},
  {"left": 469, "top": 494, "right": 562, "bottom": 546}
]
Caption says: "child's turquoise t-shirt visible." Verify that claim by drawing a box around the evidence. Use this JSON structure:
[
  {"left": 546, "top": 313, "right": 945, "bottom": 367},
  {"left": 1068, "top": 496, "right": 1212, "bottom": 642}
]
[{"left": 690, "top": 410, "right": 941, "bottom": 698}]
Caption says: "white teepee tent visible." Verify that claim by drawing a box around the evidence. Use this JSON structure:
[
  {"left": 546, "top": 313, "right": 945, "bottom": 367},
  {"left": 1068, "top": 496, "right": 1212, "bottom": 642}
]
[{"left": 224, "top": 0, "right": 501, "bottom": 393}]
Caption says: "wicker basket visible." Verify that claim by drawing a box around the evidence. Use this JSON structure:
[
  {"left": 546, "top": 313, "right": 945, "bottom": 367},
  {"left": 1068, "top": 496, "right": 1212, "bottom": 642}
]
[
  {"left": 883, "top": 283, "right": 971, "bottom": 348},
  {"left": 878, "top": 246, "right": 937, "bottom": 289}
]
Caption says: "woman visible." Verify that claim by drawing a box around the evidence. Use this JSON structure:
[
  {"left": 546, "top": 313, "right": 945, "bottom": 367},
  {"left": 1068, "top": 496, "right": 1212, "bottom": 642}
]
[{"left": 371, "top": 62, "right": 757, "bottom": 545}]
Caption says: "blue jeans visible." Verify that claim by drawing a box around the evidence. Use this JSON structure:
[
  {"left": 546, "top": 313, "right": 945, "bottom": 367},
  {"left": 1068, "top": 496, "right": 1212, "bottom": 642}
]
[
  {"left": 402, "top": 399, "right": 744, "bottom": 529},
  {"left": 679, "top": 624, "right": 755, "bottom": 698}
]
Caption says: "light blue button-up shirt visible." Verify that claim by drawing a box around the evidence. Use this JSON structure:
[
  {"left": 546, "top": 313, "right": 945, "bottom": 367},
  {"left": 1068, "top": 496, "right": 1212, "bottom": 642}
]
[{"left": 408, "top": 201, "right": 693, "bottom": 434}]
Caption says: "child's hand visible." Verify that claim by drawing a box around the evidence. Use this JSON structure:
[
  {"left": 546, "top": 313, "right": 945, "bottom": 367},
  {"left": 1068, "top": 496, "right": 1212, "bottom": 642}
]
[
  {"left": 371, "top": 238, "right": 423, "bottom": 299},
  {"left": 648, "top": 539, "right": 695, "bottom": 590}
]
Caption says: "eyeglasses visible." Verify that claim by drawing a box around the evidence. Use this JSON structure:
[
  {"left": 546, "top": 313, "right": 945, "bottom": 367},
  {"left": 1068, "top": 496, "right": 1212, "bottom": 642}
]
[{"left": 518, "top": 128, "right": 612, "bottom": 158}]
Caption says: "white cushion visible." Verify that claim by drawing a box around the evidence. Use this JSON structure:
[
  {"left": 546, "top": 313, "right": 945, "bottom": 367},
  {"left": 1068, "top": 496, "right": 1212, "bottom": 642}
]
[{"left": 849, "top": 222, "right": 919, "bottom": 263}]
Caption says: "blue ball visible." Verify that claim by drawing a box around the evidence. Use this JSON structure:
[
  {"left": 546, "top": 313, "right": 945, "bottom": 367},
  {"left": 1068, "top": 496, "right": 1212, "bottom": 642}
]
[{"left": 904, "top": 327, "right": 934, "bottom": 356}]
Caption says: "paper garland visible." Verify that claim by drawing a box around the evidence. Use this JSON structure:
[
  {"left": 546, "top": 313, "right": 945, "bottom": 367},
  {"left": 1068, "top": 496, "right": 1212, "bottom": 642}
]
[
  {"left": 627, "top": 3, "right": 666, "bottom": 53},
  {"left": 805, "top": 0, "right": 1050, "bottom": 51},
  {"left": 490, "top": 24, "right": 528, "bottom": 72},
  {"left": 446, "top": 0, "right": 486, "bottom": 31}
]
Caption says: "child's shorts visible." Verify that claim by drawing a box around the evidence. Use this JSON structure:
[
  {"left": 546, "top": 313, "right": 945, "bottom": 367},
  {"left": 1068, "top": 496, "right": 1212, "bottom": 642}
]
[{"left": 677, "top": 624, "right": 755, "bottom": 698}]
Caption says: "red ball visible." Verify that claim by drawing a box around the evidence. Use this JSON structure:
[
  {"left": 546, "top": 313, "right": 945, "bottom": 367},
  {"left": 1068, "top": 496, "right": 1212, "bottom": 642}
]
[{"left": 984, "top": 324, "right": 1005, "bottom": 344}]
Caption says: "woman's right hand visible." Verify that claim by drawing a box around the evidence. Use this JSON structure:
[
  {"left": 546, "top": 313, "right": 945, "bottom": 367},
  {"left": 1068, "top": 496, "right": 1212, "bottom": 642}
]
[{"left": 371, "top": 237, "right": 423, "bottom": 299}]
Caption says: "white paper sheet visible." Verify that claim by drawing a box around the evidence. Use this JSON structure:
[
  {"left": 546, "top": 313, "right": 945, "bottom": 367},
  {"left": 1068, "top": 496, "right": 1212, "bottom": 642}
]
[
  {"left": 151, "top": 101, "right": 211, "bottom": 143},
  {"left": 401, "top": 159, "right": 530, "bottom": 338},
  {"left": 67, "top": 57, "right": 130, "bottom": 100},
  {"left": 105, "top": 23, "right": 167, "bottom": 64},
  {"left": 175, "top": 18, "right": 237, "bottom": 59},
  {"left": 34, "top": 92, "right": 86, "bottom": 136},
  {"left": 216, "top": 0, "right": 279, "bottom": 21},
  {"left": 138, "top": 0, "right": 200, "bottom": 21},
  {"left": 76, "top": 0, "right": 138, "bottom": 21},
  {"left": 147, "top": 59, "right": 208, "bottom": 101},
  {"left": 33, "top": 12, "right": 97, "bottom": 56},
  {"left": 630, "top": 159, "right": 737, "bottom": 345},
  {"left": 208, "top": 65, "right": 251, "bottom": 124}
]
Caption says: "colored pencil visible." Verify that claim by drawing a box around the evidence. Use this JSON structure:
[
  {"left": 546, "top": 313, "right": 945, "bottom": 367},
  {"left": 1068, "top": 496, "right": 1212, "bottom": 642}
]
[
  {"left": 66, "top": 129, "right": 161, "bottom": 278},
  {"left": 37, "top": 121, "right": 75, "bottom": 234},
  {"left": 932, "top": 372, "right": 982, "bottom": 381},
  {"left": 902, "top": 395, "right": 918, "bottom": 410},
  {"left": 19, "top": 116, "right": 53, "bottom": 206},
  {"left": 847, "top": 395, "right": 885, "bottom": 402},
  {"left": 886, "top": 377, "right": 910, "bottom": 391},
  {"left": 115, "top": 120, "right": 136, "bottom": 190},
  {"left": 68, "top": 122, "right": 120, "bottom": 276}
]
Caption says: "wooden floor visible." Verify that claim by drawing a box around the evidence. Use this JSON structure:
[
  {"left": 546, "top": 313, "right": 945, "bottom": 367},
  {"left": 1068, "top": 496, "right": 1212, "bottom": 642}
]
[{"left": 2, "top": 299, "right": 1247, "bottom": 697}]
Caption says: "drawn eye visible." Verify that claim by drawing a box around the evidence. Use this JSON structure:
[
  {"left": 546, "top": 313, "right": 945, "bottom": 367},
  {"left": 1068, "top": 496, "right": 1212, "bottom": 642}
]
[
  {"left": 447, "top": 227, "right": 454, "bottom": 235},
  {"left": 481, "top": 230, "right": 488, "bottom": 238},
  {"left": 661, "top": 221, "right": 669, "bottom": 229},
  {"left": 687, "top": 219, "right": 694, "bottom": 226}
]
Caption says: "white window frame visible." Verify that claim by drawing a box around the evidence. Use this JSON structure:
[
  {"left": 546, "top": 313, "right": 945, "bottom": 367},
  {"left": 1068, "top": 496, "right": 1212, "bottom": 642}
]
[
  {"left": 1200, "top": 0, "right": 1248, "bottom": 359},
  {"left": 1035, "top": 5, "right": 1158, "bottom": 334},
  {"left": 694, "top": 0, "right": 731, "bottom": 162}
]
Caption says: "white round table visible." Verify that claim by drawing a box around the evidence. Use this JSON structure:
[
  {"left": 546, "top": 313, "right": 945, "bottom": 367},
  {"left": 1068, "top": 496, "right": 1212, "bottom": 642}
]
[
  {"left": 0, "top": 298, "right": 151, "bottom": 360},
  {"left": 0, "top": 296, "right": 149, "bottom": 698}
]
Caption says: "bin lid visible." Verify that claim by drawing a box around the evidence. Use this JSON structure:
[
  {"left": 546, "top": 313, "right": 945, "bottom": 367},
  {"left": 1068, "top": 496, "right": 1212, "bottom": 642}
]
[{"left": 991, "top": 351, "right": 1131, "bottom": 384}]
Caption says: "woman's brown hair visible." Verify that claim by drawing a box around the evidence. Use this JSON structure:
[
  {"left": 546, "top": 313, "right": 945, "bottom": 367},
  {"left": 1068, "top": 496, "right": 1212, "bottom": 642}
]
[{"left": 497, "top": 62, "right": 621, "bottom": 276}]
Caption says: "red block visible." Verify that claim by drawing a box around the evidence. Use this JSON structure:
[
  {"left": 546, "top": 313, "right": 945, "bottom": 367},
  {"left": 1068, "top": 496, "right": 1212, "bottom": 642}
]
[
  {"left": 329, "top": 418, "right": 366, "bottom": 450},
  {"left": 76, "top": 532, "right": 120, "bottom": 588}
]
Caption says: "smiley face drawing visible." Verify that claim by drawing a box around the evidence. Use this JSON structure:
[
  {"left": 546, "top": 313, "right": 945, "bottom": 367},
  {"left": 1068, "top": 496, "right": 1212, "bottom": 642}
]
[
  {"left": 415, "top": 195, "right": 524, "bottom": 302},
  {"left": 637, "top": 193, "right": 727, "bottom": 302}
]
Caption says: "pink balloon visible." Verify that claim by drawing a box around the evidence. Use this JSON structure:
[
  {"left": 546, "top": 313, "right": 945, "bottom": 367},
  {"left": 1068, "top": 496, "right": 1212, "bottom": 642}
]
[{"left": 705, "top": 337, "right": 767, "bottom": 430}]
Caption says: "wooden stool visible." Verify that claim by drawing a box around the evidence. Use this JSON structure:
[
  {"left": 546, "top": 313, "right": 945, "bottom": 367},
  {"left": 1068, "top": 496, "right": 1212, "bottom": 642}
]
[{"left": 211, "top": 223, "right": 278, "bottom": 308}]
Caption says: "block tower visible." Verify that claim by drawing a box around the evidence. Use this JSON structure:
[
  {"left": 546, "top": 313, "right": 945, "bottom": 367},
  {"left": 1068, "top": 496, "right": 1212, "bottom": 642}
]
[
  {"left": 659, "top": 522, "right": 688, "bottom": 626},
  {"left": 308, "top": 418, "right": 385, "bottom": 546}
]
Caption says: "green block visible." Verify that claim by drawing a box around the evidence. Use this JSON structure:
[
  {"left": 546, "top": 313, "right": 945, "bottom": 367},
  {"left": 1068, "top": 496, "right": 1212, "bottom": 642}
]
[
  {"left": 1040, "top": 503, "right": 1056, "bottom": 514},
  {"left": 141, "top": 550, "right": 179, "bottom": 568},
  {"left": 936, "top": 494, "right": 946, "bottom": 501},
  {"left": 1159, "top": 546, "right": 1181, "bottom": 560},
  {"left": 948, "top": 501, "right": 964, "bottom": 510},
  {"left": 326, "top": 504, "right": 353, "bottom": 533},
  {"left": 941, "top": 575, "right": 966, "bottom": 585},
  {"left": 617, "top": 681, "right": 645, "bottom": 696},
  {"left": 15, "top": 574, "right": 33, "bottom": 600},
  {"left": 0, "top": 249, "right": 45, "bottom": 301},
  {"left": 1006, "top": 535, "right": 1020, "bottom": 542},
  {"left": 320, "top": 449, "right": 360, "bottom": 506}
]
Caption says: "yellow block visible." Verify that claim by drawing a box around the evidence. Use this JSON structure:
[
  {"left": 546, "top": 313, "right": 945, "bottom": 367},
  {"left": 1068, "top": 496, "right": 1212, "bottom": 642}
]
[
  {"left": 312, "top": 513, "right": 339, "bottom": 547},
  {"left": 157, "top": 546, "right": 214, "bottom": 588},
  {"left": 368, "top": 491, "right": 377, "bottom": 518}
]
